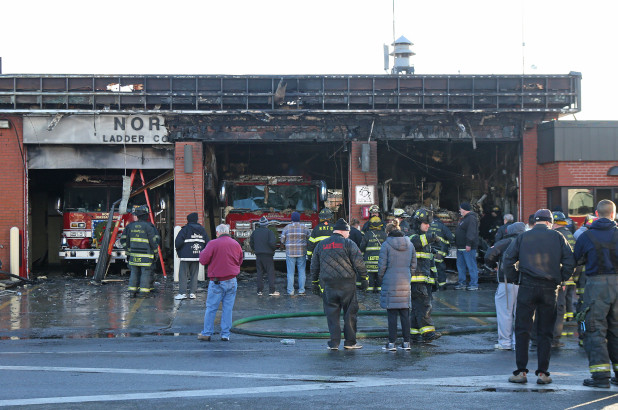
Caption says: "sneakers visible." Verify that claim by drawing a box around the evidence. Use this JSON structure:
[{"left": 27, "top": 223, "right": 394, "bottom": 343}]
[
  {"left": 344, "top": 343, "right": 363, "bottom": 350},
  {"left": 297, "top": 291, "right": 306, "bottom": 296},
  {"left": 537, "top": 372, "right": 552, "bottom": 385},
  {"left": 257, "top": 292, "right": 263, "bottom": 296},
  {"left": 189, "top": 293, "right": 197, "bottom": 299},
  {"left": 508, "top": 372, "right": 527, "bottom": 383},
  {"left": 174, "top": 294, "right": 187, "bottom": 300},
  {"left": 383, "top": 342, "right": 396, "bottom": 351},
  {"left": 454, "top": 285, "right": 467, "bottom": 290},
  {"left": 494, "top": 344, "right": 512, "bottom": 350},
  {"left": 400, "top": 342, "right": 411, "bottom": 351},
  {"left": 197, "top": 334, "right": 211, "bottom": 341},
  {"left": 327, "top": 344, "right": 339, "bottom": 351},
  {"left": 583, "top": 378, "right": 610, "bottom": 388},
  {"left": 221, "top": 336, "right": 230, "bottom": 341},
  {"left": 466, "top": 286, "right": 479, "bottom": 291},
  {"left": 288, "top": 291, "right": 295, "bottom": 296},
  {"left": 551, "top": 341, "right": 565, "bottom": 348},
  {"left": 269, "top": 291, "right": 280, "bottom": 296}
]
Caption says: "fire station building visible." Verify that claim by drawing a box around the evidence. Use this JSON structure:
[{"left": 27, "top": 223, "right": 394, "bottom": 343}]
[{"left": 1, "top": 72, "right": 612, "bottom": 279}]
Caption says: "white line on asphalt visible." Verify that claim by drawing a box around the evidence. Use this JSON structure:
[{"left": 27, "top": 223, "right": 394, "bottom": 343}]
[{"left": 0, "top": 349, "right": 258, "bottom": 355}]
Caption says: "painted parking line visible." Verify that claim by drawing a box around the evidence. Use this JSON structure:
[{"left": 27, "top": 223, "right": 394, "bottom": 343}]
[
  {"left": 123, "top": 297, "right": 144, "bottom": 328},
  {"left": 0, "top": 365, "right": 613, "bottom": 407}
]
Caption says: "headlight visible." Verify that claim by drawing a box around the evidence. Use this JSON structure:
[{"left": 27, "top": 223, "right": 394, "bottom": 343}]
[
  {"left": 236, "top": 222, "right": 251, "bottom": 229},
  {"left": 70, "top": 222, "right": 86, "bottom": 229}
]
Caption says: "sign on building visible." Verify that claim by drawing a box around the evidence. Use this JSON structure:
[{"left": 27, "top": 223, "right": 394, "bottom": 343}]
[{"left": 355, "top": 185, "right": 375, "bottom": 205}]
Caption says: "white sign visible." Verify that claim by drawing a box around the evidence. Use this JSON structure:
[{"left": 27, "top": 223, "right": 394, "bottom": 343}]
[
  {"left": 355, "top": 185, "right": 375, "bottom": 205},
  {"left": 23, "top": 115, "right": 171, "bottom": 145}
]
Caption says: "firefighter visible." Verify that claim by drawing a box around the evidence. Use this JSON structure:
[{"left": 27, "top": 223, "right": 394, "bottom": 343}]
[
  {"left": 408, "top": 208, "right": 441, "bottom": 343},
  {"left": 362, "top": 205, "right": 382, "bottom": 232},
  {"left": 307, "top": 208, "right": 334, "bottom": 258},
  {"left": 429, "top": 213, "right": 454, "bottom": 290},
  {"left": 121, "top": 205, "right": 160, "bottom": 297},
  {"left": 393, "top": 208, "right": 411, "bottom": 236},
  {"left": 574, "top": 199, "right": 618, "bottom": 388},
  {"left": 359, "top": 216, "right": 387, "bottom": 292},
  {"left": 554, "top": 211, "right": 577, "bottom": 337}
]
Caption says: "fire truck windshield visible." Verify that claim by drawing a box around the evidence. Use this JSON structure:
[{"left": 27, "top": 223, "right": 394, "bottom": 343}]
[
  {"left": 64, "top": 186, "right": 122, "bottom": 212},
  {"left": 230, "top": 185, "right": 317, "bottom": 212}
]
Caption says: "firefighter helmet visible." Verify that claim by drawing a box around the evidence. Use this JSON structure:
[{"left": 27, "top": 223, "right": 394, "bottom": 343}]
[
  {"left": 393, "top": 208, "right": 405, "bottom": 217},
  {"left": 414, "top": 208, "right": 433, "bottom": 224},
  {"left": 584, "top": 214, "right": 598, "bottom": 227},
  {"left": 133, "top": 205, "right": 149, "bottom": 216},
  {"left": 368, "top": 204, "right": 380, "bottom": 214},
  {"left": 552, "top": 211, "right": 567, "bottom": 223},
  {"left": 492, "top": 206, "right": 501, "bottom": 213},
  {"left": 318, "top": 208, "right": 333, "bottom": 221}
]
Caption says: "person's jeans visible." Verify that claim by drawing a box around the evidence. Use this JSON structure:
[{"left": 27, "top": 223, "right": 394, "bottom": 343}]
[
  {"left": 286, "top": 256, "right": 306, "bottom": 294},
  {"left": 201, "top": 278, "right": 237, "bottom": 339},
  {"left": 456, "top": 249, "right": 478, "bottom": 287}
]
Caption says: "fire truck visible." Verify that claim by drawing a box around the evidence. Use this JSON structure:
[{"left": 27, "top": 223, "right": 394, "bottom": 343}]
[
  {"left": 58, "top": 176, "right": 131, "bottom": 267},
  {"left": 219, "top": 175, "right": 328, "bottom": 260}
]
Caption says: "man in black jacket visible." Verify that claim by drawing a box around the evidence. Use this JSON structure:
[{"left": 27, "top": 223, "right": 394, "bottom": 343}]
[
  {"left": 455, "top": 202, "right": 480, "bottom": 291},
  {"left": 249, "top": 216, "right": 278, "bottom": 296},
  {"left": 175, "top": 212, "right": 209, "bottom": 300},
  {"left": 502, "top": 209, "right": 575, "bottom": 385},
  {"left": 311, "top": 218, "right": 368, "bottom": 350}
]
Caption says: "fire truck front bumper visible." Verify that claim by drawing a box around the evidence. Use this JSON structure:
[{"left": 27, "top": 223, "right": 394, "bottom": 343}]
[
  {"left": 243, "top": 250, "right": 289, "bottom": 261},
  {"left": 59, "top": 249, "right": 126, "bottom": 262}
]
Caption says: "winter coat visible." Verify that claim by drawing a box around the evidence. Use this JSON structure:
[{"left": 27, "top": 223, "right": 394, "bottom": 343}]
[
  {"left": 199, "top": 234, "right": 243, "bottom": 281},
  {"left": 378, "top": 231, "right": 416, "bottom": 309},
  {"left": 360, "top": 228, "right": 387, "bottom": 273},
  {"left": 175, "top": 222, "right": 209, "bottom": 261},
  {"left": 307, "top": 221, "right": 334, "bottom": 256},
  {"left": 249, "top": 226, "right": 276, "bottom": 256},
  {"left": 503, "top": 224, "right": 575, "bottom": 287},
  {"left": 429, "top": 218, "right": 454, "bottom": 260},
  {"left": 349, "top": 227, "right": 363, "bottom": 248},
  {"left": 310, "top": 233, "right": 367, "bottom": 288},
  {"left": 455, "top": 211, "right": 479, "bottom": 249},
  {"left": 120, "top": 220, "right": 160, "bottom": 267},
  {"left": 485, "top": 234, "right": 518, "bottom": 282},
  {"left": 574, "top": 218, "right": 618, "bottom": 276},
  {"left": 408, "top": 225, "right": 438, "bottom": 283}
]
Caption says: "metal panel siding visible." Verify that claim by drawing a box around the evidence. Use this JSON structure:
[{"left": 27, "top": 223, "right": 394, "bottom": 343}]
[{"left": 538, "top": 121, "right": 618, "bottom": 163}]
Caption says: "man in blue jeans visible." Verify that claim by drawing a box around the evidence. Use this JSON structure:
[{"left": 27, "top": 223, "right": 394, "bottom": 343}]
[
  {"left": 197, "top": 224, "right": 243, "bottom": 341},
  {"left": 455, "top": 202, "right": 480, "bottom": 291},
  {"left": 281, "top": 211, "right": 312, "bottom": 295}
]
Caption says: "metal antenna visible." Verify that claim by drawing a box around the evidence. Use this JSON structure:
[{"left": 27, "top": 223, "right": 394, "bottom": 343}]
[
  {"left": 392, "top": 0, "right": 396, "bottom": 44},
  {"left": 521, "top": 0, "right": 526, "bottom": 74}
]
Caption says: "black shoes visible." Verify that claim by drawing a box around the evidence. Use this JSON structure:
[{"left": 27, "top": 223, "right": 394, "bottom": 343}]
[{"left": 583, "top": 378, "right": 610, "bottom": 388}]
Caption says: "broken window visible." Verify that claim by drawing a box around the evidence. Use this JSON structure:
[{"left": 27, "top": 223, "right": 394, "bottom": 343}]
[{"left": 230, "top": 184, "right": 317, "bottom": 212}]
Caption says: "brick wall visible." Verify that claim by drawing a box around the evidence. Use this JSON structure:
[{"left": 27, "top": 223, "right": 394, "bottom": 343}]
[
  {"left": 174, "top": 142, "right": 205, "bottom": 226},
  {"left": 348, "top": 141, "right": 378, "bottom": 223},
  {"left": 520, "top": 127, "right": 538, "bottom": 221},
  {"left": 0, "top": 116, "right": 27, "bottom": 277}
]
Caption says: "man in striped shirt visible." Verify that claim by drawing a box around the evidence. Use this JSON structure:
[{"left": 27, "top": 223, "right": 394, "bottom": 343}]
[{"left": 281, "top": 211, "right": 312, "bottom": 295}]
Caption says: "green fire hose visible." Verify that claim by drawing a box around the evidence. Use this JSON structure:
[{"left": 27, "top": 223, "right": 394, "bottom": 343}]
[{"left": 231, "top": 310, "right": 497, "bottom": 339}]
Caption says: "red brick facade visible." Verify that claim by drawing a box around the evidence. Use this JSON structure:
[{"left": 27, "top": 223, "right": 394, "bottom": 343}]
[
  {"left": 174, "top": 142, "right": 205, "bottom": 227},
  {"left": 0, "top": 116, "right": 27, "bottom": 277},
  {"left": 519, "top": 127, "right": 538, "bottom": 222},
  {"left": 348, "top": 141, "right": 378, "bottom": 223}
]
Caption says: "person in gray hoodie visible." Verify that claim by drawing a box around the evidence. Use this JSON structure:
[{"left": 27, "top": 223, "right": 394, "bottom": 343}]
[{"left": 378, "top": 219, "right": 417, "bottom": 351}]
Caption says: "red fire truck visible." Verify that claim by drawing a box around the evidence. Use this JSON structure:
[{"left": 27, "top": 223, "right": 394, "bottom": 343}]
[
  {"left": 58, "top": 176, "right": 132, "bottom": 266},
  {"left": 219, "top": 175, "right": 327, "bottom": 260}
]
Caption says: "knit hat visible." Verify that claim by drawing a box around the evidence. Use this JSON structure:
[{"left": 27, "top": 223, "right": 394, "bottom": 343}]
[
  {"left": 291, "top": 211, "right": 301, "bottom": 222},
  {"left": 187, "top": 212, "right": 198, "bottom": 223},
  {"left": 259, "top": 216, "right": 269, "bottom": 226},
  {"left": 534, "top": 209, "right": 554, "bottom": 223},
  {"left": 459, "top": 202, "right": 471, "bottom": 211},
  {"left": 507, "top": 222, "right": 526, "bottom": 236},
  {"left": 333, "top": 218, "right": 350, "bottom": 231}
]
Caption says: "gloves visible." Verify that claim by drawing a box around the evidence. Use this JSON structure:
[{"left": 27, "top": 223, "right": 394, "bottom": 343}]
[
  {"left": 311, "top": 281, "right": 322, "bottom": 295},
  {"left": 575, "top": 306, "right": 590, "bottom": 323},
  {"left": 426, "top": 233, "right": 440, "bottom": 244},
  {"left": 361, "top": 277, "right": 369, "bottom": 291}
]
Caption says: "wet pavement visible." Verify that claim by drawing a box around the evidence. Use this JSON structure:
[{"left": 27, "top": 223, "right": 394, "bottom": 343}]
[
  {"left": 0, "top": 269, "right": 498, "bottom": 340},
  {"left": 1, "top": 269, "right": 617, "bottom": 408}
]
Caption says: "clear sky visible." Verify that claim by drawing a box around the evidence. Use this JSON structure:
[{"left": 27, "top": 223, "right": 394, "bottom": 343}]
[{"left": 1, "top": 0, "right": 613, "bottom": 120}]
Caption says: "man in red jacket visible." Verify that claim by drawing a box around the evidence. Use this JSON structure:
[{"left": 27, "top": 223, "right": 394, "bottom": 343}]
[{"left": 197, "top": 224, "right": 243, "bottom": 342}]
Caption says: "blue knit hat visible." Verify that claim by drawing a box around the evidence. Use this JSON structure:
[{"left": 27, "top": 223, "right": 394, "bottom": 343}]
[
  {"left": 259, "top": 216, "right": 269, "bottom": 226},
  {"left": 291, "top": 211, "right": 301, "bottom": 222}
]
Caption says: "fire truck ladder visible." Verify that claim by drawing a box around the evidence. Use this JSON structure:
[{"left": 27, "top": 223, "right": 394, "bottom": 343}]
[{"left": 93, "top": 169, "right": 170, "bottom": 283}]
